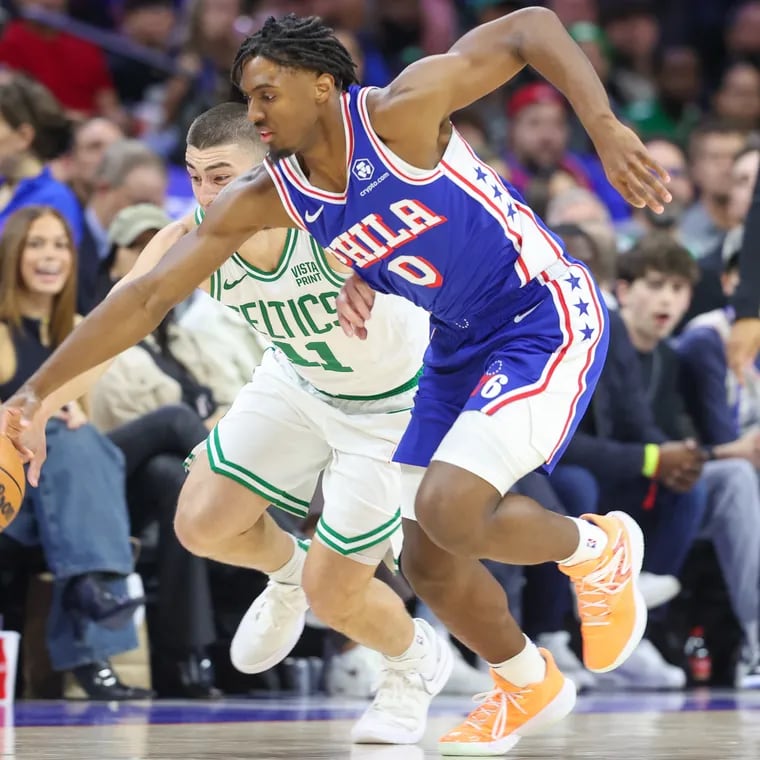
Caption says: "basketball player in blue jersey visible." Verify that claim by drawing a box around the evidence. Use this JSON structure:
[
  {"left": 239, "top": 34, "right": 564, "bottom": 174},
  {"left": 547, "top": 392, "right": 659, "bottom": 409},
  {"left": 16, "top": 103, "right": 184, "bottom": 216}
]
[{"left": 2, "top": 10, "right": 673, "bottom": 755}]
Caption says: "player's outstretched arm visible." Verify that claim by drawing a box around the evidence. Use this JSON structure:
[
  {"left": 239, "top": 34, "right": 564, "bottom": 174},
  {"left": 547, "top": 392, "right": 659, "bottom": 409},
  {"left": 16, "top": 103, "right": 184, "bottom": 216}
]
[
  {"left": 373, "top": 6, "right": 671, "bottom": 212},
  {"left": 36, "top": 215, "right": 194, "bottom": 422},
  {"left": 3, "top": 167, "right": 280, "bottom": 419}
]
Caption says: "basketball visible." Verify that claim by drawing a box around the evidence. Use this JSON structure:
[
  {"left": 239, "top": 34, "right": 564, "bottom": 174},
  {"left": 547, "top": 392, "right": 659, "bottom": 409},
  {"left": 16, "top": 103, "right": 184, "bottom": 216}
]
[{"left": 0, "top": 434, "right": 25, "bottom": 532}]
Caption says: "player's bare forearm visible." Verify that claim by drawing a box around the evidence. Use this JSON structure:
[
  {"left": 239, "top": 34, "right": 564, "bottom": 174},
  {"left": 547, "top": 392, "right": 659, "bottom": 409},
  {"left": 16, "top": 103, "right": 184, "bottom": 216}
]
[
  {"left": 31, "top": 215, "right": 200, "bottom": 417},
  {"left": 380, "top": 8, "right": 613, "bottom": 133},
  {"left": 21, "top": 276, "right": 172, "bottom": 402},
  {"left": 455, "top": 7, "right": 612, "bottom": 130}
]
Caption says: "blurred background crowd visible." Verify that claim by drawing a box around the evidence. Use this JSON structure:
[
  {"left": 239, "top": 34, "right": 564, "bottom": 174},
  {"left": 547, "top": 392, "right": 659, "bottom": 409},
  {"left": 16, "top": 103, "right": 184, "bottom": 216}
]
[{"left": 2, "top": 0, "right": 760, "bottom": 704}]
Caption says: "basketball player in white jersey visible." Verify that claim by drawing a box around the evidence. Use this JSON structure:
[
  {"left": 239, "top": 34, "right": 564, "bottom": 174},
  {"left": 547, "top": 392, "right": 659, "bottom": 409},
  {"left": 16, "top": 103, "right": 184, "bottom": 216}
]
[{"left": 5, "top": 103, "right": 452, "bottom": 745}]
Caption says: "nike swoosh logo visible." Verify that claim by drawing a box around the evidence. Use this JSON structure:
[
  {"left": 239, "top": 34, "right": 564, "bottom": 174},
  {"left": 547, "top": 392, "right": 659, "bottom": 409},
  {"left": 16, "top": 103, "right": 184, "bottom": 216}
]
[
  {"left": 223, "top": 273, "right": 248, "bottom": 290},
  {"left": 305, "top": 206, "right": 324, "bottom": 223},
  {"left": 513, "top": 303, "right": 541, "bottom": 323}
]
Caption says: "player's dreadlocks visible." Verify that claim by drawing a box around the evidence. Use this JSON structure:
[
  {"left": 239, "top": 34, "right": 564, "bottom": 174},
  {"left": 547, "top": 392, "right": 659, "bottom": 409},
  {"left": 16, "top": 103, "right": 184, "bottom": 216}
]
[{"left": 232, "top": 14, "right": 358, "bottom": 92}]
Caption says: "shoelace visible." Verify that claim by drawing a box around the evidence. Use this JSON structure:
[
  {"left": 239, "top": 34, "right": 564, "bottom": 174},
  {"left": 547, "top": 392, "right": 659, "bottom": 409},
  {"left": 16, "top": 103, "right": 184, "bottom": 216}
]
[
  {"left": 464, "top": 687, "right": 529, "bottom": 740},
  {"left": 368, "top": 662, "right": 427, "bottom": 717},
  {"left": 253, "top": 582, "right": 304, "bottom": 630},
  {"left": 574, "top": 544, "right": 628, "bottom": 626}
]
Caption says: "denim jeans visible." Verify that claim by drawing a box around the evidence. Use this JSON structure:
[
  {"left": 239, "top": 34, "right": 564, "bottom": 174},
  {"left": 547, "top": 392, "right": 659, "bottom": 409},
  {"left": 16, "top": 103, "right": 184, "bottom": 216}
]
[{"left": 4, "top": 419, "right": 137, "bottom": 670}]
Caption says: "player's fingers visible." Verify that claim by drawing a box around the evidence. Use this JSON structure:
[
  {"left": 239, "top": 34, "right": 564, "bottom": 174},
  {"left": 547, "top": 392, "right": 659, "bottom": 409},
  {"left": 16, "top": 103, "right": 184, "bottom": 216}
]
[
  {"left": 27, "top": 453, "right": 45, "bottom": 488},
  {"left": 0, "top": 408, "right": 24, "bottom": 438},
  {"left": 617, "top": 176, "right": 647, "bottom": 209},
  {"left": 352, "top": 277, "right": 376, "bottom": 312},
  {"left": 341, "top": 298, "right": 366, "bottom": 329},
  {"left": 344, "top": 278, "right": 373, "bottom": 322},
  {"left": 641, "top": 153, "right": 671, "bottom": 184},
  {"left": 631, "top": 159, "right": 672, "bottom": 210},
  {"left": 337, "top": 313, "right": 354, "bottom": 337},
  {"left": 622, "top": 166, "right": 664, "bottom": 213}
]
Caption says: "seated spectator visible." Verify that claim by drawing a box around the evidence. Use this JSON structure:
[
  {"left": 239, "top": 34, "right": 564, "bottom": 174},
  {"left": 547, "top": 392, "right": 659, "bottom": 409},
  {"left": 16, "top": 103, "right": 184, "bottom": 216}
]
[
  {"left": 87, "top": 204, "right": 242, "bottom": 696},
  {"left": 713, "top": 61, "right": 760, "bottom": 133},
  {"left": 56, "top": 117, "right": 125, "bottom": 205},
  {"left": 107, "top": 0, "right": 177, "bottom": 113},
  {"left": 504, "top": 82, "right": 630, "bottom": 221},
  {"left": 617, "top": 233, "right": 760, "bottom": 688},
  {"left": 0, "top": 73, "right": 83, "bottom": 244},
  {"left": 0, "top": 0, "right": 125, "bottom": 124},
  {"left": 679, "top": 142, "right": 760, "bottom": 331},
  {"left": 78, "top": 140, "right": 167, "bottom": 313},
  {"left": 0, "top": 205, "right": 148, "bottom": 699},
  {"left": 617, "top": 139, "right": 694, "bottom": 250},
  {"left": 678, "top": 227, "right": 760, "bottom": 445},
  {"left": 624, "top": 45, "right": 703, "bottom": 147},
  {"left": 679, "top": 120, "right": 746, "bottom": 260}
]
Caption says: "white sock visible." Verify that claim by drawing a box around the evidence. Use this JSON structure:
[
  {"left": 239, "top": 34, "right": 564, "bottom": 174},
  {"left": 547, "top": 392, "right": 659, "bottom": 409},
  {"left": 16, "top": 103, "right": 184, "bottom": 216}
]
[
  {"left": 491, "top": 635, "right": 546, "bottom": 686},
  {"left": 269, "top": 534, "right": 307, "bottom": 585},
  {"left": 559, "top": 516, "right": 608, "bottom": 566},
  {"left": 387, "top": 619, "right": 437, "bottom": 675}
]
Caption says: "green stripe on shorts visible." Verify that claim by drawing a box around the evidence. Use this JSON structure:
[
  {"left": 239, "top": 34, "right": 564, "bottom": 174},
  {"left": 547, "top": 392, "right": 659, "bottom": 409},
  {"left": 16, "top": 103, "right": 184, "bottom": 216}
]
[
  {"left": 206, "top": 426, "right": 309, "bottom": 518},
  {"left": 315, "top": 509, "right": 401, "bottom": 556}
]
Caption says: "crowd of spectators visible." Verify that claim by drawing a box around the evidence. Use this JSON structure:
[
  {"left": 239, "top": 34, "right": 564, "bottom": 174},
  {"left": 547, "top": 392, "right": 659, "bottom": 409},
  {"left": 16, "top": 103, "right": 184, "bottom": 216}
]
[{"left": 3, "top": 0, "right": 760, "bottom": 699}]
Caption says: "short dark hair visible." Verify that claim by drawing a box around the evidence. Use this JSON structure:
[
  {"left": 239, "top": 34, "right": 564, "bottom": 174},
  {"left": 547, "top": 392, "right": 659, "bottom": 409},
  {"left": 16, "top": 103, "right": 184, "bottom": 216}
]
[
  {"left": 617, "top": 233, "right": 700, "bottom": 285},
  {"left": 688, "top": 118, "right": 745, "bottom": 160},
  {"left": 0, "top": 73, "right": 71, "bottom": 161},
  {"left": 232, "top": 14, "right": 358, "bottom": 92},
  {"left": 186, "top": 103, "right": 265, "bottom": 159}
]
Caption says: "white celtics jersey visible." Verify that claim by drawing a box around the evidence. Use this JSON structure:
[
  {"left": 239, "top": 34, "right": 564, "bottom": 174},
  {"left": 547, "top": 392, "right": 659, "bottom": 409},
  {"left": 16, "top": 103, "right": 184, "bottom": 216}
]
[{"left": 198, "top": 208, "right": 429, "bottom": 398}]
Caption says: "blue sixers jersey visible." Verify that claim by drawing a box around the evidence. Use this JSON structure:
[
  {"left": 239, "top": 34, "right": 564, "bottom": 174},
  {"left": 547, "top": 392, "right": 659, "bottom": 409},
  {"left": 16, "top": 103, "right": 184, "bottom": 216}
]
[{"left": 264, "top": 85, "right": 572, "bottom": 329}]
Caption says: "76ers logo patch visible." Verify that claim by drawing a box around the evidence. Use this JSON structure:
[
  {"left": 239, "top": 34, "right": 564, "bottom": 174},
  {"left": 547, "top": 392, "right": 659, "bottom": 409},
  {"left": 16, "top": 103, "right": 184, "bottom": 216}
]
[{"left": 352, "top": 158, "right": 375, "bottom": 181}]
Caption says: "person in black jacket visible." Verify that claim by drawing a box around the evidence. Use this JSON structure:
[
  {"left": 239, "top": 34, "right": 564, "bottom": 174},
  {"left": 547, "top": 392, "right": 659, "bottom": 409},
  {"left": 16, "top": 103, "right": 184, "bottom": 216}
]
[{"left": 615, "top": 233, "right": 760, "bottom": 687}]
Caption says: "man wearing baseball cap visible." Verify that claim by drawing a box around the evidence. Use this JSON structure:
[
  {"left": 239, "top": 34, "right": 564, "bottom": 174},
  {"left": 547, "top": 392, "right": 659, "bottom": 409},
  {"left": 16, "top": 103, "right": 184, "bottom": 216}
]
[{"left": 95, "top": 203, "right": 171, "bottom": 307}]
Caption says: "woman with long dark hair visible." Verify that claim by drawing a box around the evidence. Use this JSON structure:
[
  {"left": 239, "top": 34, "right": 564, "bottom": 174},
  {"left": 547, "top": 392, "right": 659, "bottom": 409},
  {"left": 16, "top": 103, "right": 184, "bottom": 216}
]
[{"left": 0, "top": 205, "right": 149, "bottom": 699}]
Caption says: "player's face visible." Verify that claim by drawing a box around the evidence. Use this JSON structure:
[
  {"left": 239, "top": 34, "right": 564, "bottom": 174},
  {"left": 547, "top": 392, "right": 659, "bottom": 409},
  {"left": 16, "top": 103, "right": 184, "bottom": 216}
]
[
  {"left": 618, "top": 270, "right": 692, "bottom": 343},
  {"left": 185, "top": 143, "right": 259, "bottom": 210},
  {"left": 19, "top": 214, "right": 73, "bottom": 297},
  {"left": 238, "top": 57, "right": 332, "bottom": 159}
]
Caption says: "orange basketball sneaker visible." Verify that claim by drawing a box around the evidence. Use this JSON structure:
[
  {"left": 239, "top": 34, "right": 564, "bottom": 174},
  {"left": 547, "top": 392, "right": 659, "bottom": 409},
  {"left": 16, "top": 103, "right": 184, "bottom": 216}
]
[
  {"left": 559, "top": 510, "right": 647, "bottom": 673},
  {"left": 438, "top": 649, "right": 576, "bottom": 756}
]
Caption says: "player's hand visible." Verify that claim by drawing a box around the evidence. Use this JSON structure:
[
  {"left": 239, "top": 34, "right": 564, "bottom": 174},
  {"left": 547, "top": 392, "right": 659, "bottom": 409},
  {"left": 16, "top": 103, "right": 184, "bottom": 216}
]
[
  {"left": 1, "top": 386, "right": 49, "bottom": 487},
  {"left": 656, "top": 440, "right": 706, "bottom": 493},
  {"left": 726, "top": 318, "right": 760, "bottom": 383},
  {"left": 592, "top": 120, "right": 672, "bottom": 213},
  {"left": 337, "top": 273, "right": 376, "bottom": 340}
]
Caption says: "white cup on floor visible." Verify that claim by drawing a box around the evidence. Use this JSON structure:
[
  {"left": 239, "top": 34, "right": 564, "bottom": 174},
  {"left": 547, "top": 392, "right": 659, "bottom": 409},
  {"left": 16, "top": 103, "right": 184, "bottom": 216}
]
[{"left": 0, "top": 631, "right": 20, "bottom": 704}]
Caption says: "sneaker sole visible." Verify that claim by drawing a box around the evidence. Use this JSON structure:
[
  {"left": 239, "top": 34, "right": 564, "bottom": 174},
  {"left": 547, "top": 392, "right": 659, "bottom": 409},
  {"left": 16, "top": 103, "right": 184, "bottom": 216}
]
[
  {"left": 438, "top": 675, "right": 577, "bottom": 756},
  {"left": 230, "top": 608, "right": 306, "bottom": 675},
  {"left": 351, "top": 630, "right": 454, "bottom": 745},
  {"left": 588, "top": 510, "right": 647, "bottom": 674}
]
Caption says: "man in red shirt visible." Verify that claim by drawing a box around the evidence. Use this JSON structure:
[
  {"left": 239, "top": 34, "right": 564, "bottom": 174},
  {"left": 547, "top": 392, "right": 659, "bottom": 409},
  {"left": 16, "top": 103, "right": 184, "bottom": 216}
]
[{"left": 0, "top": 0, "right": 124, "bottom": 123}]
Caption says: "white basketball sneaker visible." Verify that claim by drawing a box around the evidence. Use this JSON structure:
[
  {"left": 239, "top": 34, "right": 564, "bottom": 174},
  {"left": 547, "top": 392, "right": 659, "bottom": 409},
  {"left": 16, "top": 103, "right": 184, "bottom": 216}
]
[
  {"left": 230, "top": 581, "right": 308, "bottom": 674},
  {"left": 351, "top": 619, "right": 454, "bottom": 745}
]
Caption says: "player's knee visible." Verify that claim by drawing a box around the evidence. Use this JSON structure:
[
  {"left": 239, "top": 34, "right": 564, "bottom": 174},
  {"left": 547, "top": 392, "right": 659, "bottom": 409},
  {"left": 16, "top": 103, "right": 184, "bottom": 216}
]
[
  {"left": 414, "top": 477, "right": 488, "bottom": 558},
  {"left": 174, "top": 482, "right": 229, "bottom": 557},
  {"left": 400, "top": 526, "right": 454, "bottom": 601}
]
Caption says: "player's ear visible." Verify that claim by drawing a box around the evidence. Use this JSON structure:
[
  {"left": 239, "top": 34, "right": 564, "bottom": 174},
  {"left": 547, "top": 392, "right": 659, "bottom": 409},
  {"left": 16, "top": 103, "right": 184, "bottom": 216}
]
[{"left": 314, "top": 73, "right": 335, "bottom": 104}]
